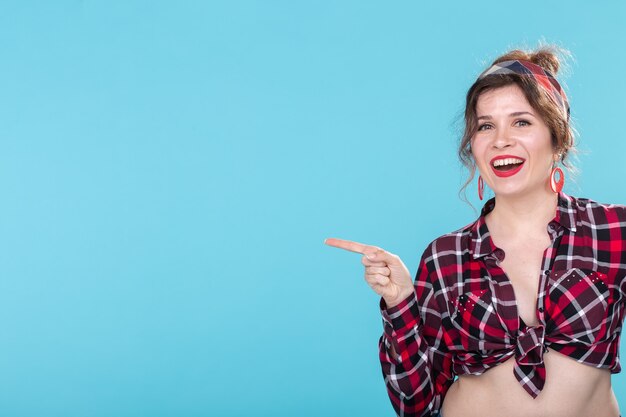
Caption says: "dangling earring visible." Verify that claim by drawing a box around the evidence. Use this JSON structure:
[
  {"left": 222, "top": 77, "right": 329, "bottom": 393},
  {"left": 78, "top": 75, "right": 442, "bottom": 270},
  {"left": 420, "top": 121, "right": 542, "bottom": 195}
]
[
  {"left": 478, "top": 175, "right": 485, "bottom": 200},
  {"left": 550, "top": 167, "right": 564, "bottom": 193}
]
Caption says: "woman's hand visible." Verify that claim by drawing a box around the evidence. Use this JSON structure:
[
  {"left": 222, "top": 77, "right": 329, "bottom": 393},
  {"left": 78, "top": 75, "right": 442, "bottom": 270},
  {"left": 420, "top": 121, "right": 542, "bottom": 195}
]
[{"left": 325, "top": 238, "right": 414, "bottom": 308}]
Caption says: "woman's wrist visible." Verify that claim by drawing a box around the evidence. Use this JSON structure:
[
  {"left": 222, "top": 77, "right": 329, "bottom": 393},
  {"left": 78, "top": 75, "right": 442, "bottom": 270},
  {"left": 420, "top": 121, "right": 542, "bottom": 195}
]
[{"left": 384, "top": 289, "right": 414, "bottom": 309}]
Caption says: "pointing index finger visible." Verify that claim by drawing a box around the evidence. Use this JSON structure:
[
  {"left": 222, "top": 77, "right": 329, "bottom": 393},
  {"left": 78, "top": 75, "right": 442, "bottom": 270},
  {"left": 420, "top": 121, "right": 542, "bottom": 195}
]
[{"left": 325, "top": 237, "right": 374, "bottom": 255}]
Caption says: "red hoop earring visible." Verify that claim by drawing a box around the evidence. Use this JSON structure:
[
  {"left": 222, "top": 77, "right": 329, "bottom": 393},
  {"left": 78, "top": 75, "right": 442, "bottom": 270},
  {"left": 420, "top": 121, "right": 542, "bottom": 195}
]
[
  {"left": 478, "top": 176, "right": 485, "bottom": 200},
  {"left": 550, "top": 167, "right": 564, "bottom": 193}
]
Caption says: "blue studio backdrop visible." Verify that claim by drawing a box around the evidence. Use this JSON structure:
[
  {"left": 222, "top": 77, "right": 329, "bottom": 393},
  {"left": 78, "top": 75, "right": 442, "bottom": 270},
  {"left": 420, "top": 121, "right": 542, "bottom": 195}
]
[{"left": 0, "top": 1, "right": 624, "bottom": 416}]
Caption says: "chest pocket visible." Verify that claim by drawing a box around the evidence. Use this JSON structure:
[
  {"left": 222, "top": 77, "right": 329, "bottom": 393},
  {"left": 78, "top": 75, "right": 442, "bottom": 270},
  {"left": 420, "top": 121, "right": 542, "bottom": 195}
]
[
  {"left": 546, "top": 268, "right": 611, "bottom": 344},
  {"left": 449, "top": 288, "right": 505, "bottom": 346}
]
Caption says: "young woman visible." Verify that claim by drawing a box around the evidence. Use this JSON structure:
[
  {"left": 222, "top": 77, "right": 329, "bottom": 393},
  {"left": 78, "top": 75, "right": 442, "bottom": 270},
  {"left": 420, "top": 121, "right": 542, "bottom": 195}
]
[{"left": 325, "top": 47, "right": 624, "bottom": 417}]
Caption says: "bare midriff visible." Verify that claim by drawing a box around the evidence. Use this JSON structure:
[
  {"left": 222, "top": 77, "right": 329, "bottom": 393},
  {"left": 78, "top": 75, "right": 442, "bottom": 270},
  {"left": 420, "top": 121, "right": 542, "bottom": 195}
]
[{"left": 441, "top": 349, "right": 620, "bottom": 417}]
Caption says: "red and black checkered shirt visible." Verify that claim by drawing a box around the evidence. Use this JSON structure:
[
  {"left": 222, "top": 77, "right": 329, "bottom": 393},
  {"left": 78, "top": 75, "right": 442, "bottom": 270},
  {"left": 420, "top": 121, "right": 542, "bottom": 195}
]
[{"left": 379, "top": 193, "right": 626, "bottom": 417}]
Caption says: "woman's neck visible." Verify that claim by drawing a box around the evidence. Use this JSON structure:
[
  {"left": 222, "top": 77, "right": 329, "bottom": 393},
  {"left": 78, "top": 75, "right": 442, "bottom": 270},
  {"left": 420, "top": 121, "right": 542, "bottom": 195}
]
[{"left": 486, "top": 189, "right": 559, "bottom": 237}]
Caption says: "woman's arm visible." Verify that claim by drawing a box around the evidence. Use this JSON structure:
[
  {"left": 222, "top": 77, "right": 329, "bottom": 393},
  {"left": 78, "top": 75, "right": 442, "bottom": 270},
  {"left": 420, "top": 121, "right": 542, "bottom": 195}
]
[
  {"left": 378, "top": 252, "right": 455, "bottom": 417},
  {"left": 324, "top": 237, "right": 454, "bottom": 416}
]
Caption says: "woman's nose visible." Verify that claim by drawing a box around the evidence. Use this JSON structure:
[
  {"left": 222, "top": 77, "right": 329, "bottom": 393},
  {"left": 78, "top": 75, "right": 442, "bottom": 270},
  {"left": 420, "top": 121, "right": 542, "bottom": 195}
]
[{"left": 492, "top": 126, "right": 515, "bottom": 149}]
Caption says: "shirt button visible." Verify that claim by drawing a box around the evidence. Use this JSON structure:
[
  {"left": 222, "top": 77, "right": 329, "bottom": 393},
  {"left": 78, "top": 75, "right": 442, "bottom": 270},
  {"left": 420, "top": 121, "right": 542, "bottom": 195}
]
[
  {"left": 538, "top": 307, "right": 544, "bottom": 313},
  {"left": 545, "top": 270, "right": 550, "bottom": 276}
]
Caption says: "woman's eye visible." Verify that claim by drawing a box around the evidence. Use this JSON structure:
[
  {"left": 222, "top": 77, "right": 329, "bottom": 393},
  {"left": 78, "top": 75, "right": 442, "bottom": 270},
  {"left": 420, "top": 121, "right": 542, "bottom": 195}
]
[
  {"left": 516, "top": 120, "right": 531, "bottom": 127},
  {"left": 477, "top": 124, "right": 492, "bottom": 131}
]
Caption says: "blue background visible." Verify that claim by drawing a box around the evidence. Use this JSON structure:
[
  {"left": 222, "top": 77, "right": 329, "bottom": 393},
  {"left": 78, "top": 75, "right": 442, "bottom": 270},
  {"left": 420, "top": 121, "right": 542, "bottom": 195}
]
[{"left": 0, "top": 1, "right": 624, "bottom": 416}]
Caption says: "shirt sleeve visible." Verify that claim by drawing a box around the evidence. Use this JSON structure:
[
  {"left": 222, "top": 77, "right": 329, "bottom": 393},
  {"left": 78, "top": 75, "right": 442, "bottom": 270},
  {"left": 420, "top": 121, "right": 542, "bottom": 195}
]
[
  {"left": 378, "top": 248, "right": 455, "bottom": 417},
  {"left": 612, "top": 204, "right": 626, "bottom": 297}
]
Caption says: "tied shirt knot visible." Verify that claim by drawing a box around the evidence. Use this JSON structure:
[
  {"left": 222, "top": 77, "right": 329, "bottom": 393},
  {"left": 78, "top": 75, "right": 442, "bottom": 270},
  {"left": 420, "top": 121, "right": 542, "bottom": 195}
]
[
  {"left": 514, "top": 324, "right": 548, "bottom": 397},
  {"left": 516, "top": 324, "right": 546, "bottom": 366}
]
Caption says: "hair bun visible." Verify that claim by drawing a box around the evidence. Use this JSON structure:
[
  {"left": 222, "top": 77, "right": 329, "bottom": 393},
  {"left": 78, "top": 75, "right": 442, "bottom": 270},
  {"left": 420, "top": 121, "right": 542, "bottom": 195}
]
[
  {"left": 530, "top": 47, "right": 561, "bottom": 75},
  {"left": 492, "top": 45, "right": 567, "bottom": 76}
]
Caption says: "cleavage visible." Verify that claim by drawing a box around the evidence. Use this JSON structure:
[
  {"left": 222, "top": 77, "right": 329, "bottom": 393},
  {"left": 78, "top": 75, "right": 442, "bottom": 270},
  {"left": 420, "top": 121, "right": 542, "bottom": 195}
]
[{"left": 497, "top": 245, "right": 547, "bottom": 328}]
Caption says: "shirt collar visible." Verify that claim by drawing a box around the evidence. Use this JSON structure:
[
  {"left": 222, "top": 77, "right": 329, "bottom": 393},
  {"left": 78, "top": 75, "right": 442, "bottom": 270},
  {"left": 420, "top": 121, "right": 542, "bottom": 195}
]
[{"left": 469, "top": 192, "right": 578, "bottom": 259}]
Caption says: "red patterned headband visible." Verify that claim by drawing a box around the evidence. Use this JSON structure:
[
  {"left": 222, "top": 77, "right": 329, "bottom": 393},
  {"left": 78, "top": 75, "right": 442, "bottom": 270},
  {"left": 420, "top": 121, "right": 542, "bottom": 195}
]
[{"left": 478, "top": 59, "right": 570, "bottom": 120}]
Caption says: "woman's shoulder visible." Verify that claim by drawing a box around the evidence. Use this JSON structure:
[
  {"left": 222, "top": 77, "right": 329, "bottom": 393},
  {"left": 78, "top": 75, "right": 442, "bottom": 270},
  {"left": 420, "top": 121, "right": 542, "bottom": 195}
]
[
  {"left": 567, "top": 193, "right": 625, "bottom": 208},
  {"left": 564, "top": 193, "right": 626, "bottom": 223},
  {"left": 419, "top": 221, "right": 477, "bottom": 262}
]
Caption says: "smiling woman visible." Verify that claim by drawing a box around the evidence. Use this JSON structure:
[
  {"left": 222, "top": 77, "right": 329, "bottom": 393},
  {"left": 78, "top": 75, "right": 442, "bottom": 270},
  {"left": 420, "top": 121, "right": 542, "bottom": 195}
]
[
  {"left": 326, "top": 45, "right": 625, "bottom": 417},
  {"left": 471, "top": 84, "right": 555, "bottom": 199},
  {"left": 459, "top": 51, "right": 575, "bottom": 200}
]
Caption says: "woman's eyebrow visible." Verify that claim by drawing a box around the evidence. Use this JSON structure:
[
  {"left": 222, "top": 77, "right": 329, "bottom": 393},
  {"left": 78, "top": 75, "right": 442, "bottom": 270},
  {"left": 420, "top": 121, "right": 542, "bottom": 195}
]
[{"left": 477, "top": 111, "right": 536, "bottom": 120}]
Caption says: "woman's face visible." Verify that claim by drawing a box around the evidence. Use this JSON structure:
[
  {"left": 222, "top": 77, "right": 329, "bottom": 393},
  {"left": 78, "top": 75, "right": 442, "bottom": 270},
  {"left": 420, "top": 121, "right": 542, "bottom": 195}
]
[{"left": 471, "top": 84, "right": 556, "bottom": 199}]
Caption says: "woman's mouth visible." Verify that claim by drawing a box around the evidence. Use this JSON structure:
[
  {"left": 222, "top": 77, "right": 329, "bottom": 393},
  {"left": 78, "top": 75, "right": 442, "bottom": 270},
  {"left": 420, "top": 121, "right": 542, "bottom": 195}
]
[{"left": 490, "top": 156, "right": 525, "bottom": 178}]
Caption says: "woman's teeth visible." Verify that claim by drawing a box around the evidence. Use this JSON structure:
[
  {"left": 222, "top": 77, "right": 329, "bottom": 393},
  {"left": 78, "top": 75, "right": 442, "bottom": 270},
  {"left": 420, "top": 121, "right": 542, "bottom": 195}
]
[{"left": 493, "top": 158, "right": 524, "bottom": 167}]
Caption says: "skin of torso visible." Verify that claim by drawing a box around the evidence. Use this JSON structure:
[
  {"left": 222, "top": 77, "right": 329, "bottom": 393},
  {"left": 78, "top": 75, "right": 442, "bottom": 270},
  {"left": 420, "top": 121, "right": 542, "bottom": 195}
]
[{"left": 441, "top": 220, "right": 621, "bottom": 417}]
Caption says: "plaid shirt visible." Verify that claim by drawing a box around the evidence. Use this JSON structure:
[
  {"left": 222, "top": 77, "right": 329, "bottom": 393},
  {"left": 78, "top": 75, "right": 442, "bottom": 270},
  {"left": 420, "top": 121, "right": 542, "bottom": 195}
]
[{"left": 379, "top": 193, "right": 626, "bottom": 417}]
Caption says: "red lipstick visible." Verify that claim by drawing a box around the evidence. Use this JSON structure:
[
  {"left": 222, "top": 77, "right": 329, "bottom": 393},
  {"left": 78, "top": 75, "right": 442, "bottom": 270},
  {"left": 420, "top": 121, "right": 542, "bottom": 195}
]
[{"left": 490, "top": 155, "right": 526, "bottom": 178}]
